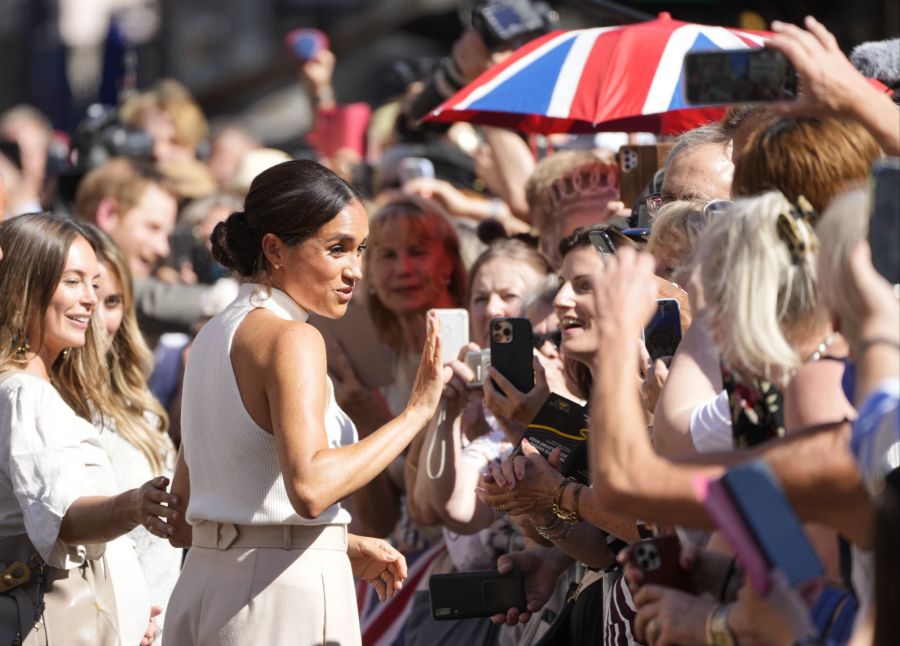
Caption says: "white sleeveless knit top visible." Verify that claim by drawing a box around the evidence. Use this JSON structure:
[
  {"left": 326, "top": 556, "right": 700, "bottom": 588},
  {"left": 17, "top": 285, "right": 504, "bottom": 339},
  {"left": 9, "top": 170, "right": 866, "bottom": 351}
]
[{"left": 181, "top": 283, "right": 356, "bottom": 526}]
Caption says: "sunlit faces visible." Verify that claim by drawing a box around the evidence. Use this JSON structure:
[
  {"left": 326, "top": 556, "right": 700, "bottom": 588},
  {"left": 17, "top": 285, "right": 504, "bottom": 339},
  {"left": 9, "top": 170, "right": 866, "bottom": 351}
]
[
  {"left": 368, "top": 218, "right": 456, "bottom": 317},
  {"left": 275, "top": 200, "right": 369, "bottom": 319},
  {"left": 108, "top": 183, "right": 178, "bottom": 279},
  {"left": 553, "top": 246, "right": 605, "bottom": 364},
  {"left": 469, "top": 258, "right": 546, "bottom": 348},
  {"left": 659, "top": 142, "right": 733, "bottom": 203},
  {"left": 27, "top": 236, "right": 100, "bottom": 360},
  {"left": 95, "top": 262, "right": 125, "bottom": 353}
]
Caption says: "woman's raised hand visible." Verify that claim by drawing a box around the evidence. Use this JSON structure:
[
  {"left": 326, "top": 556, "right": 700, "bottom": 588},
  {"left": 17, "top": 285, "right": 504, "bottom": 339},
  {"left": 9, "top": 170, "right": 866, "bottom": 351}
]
[{"left": 407, "top": 310, "right": 452, "bottom": 420}]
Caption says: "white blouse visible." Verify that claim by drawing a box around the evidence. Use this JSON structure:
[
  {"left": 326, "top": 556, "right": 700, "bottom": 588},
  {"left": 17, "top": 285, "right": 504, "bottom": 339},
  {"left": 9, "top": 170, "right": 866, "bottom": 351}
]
[
  {"left": 0, "top": 370, "right": 151, "bottom": 645},
  {"left": 0, "top": 371, "right": 112, "bottom": 567}
]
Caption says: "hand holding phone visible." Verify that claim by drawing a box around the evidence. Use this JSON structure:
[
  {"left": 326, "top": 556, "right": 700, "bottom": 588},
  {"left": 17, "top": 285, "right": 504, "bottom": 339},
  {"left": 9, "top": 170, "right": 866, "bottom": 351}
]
[
  {"left": 489, "top": 318, "right": 534, "bottom": 393},
  {"left": 684, "top": 48, "right": 798, "bottom": 105},
  {"left": 697, "top": 460, "right": 824, "bottom": 594},
  {"left": 285, "top": 28, "right": 329, "bottom": 62},
  {"left": 643, "top": 298, "right": 682, "bottom": 362},
  {"left": 627, "top": 535, "right": 695, "bottom": 593},
  {"left": 431, "top": 308, "right": 470, "bottom": 364},
  {"left": 429, "top": 570, "right": 526, "bottom": 620}
]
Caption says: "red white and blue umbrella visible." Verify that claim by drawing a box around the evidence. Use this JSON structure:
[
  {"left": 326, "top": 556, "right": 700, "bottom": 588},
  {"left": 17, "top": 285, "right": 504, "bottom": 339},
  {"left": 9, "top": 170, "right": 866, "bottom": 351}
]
[{"left": 426, "top": 12, "right": 770, "bottom": 135}]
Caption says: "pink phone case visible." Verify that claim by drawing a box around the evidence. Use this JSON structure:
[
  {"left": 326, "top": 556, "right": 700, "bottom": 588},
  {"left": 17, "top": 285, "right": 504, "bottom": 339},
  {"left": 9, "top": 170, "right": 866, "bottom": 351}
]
[{"left": 693, "top": 475, "right": 771, "bottom": 594}]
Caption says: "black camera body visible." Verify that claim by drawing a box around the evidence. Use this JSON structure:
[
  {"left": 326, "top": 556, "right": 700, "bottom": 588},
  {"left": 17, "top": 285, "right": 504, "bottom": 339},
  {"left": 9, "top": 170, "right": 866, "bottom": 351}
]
[
  {"left": 73, "top": 104, "right": 154, "bottom": 170},
  {"left": 404, "top": 0, "right": 556, "bottom": 124},
  {"left": 471, "top": 0, "right": 556, "bottom": 50}
]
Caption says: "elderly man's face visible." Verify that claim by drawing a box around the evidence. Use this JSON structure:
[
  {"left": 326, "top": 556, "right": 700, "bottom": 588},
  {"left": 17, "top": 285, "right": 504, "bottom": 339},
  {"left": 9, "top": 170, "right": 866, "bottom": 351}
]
[{"left": 661, "top": 142, "right": 734, "bottom": 203}]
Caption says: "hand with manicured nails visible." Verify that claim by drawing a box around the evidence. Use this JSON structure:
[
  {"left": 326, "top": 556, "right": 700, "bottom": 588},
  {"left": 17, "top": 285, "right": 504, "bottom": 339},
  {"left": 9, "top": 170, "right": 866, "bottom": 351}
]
[{"left": 475, "top": 439, "right": 565, "bottom": 516}]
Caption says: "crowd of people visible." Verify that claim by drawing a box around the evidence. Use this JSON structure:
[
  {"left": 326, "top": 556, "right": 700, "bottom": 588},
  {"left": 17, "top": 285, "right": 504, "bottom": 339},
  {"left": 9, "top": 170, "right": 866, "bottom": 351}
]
[{"left": 0, "top": 10, "right": 898, "bottom": 646}]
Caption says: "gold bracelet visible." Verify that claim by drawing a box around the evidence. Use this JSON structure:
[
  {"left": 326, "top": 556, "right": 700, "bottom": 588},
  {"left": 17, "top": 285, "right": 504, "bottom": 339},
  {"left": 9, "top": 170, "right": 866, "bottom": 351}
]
[
  {"left": 708, "top": 604, "right": 736, "bottom": 646},
  {"left": 705, "top": 604, "right": 719, "bottom": 646},
  {"left": 552, "top": 481, "right": 581, "bottom": 523}
]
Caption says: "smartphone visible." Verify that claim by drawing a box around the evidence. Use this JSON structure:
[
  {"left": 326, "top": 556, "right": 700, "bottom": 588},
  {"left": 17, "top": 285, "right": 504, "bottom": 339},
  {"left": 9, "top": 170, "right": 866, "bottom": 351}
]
[
  {"left": 464, "top": 349, "right": 491, "bottom": 389},
  {"left": 588, "top": 229, "right": 616, "bottom": 257},
  {"left": 397, "top": 157, "right": 435, "bottom": 185},
  {"left": 683, "top": 48, "right": 799, "bottom": 105},
  {"left": 429, "top": 570, "right": 526, "bottom": 620},
  {"left": 489, "top": 318, "right": 534, "bottom": 393},
  {"left": 699, "top": 460, "right": 824, "bottom": 594},
  {"left": 285, "top": 28, "right": 329, "bottom": 62},
  {"left": 643, "top": 299, "right": 682, "bottom": 362},
  {"left": 869, "top": 158, "right": 900, "bottom": 286},
  {"left": 631, "top": 535, "right": 695, "bottom": 593},
  {"left": 431, "top": 308, "right": 469, "bottom": 365}
]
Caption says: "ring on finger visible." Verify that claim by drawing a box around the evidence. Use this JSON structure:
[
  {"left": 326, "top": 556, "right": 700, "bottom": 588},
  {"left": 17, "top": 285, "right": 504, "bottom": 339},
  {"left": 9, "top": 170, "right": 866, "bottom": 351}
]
[
  {"left": 496, "top": 503, "right": 507, "bottom": 512},
  {"left": 145, "top": 514, "right": 154, "bottom": 528},
  {"left": 648, "top": 618, "right": 660, "bottom": 641}
]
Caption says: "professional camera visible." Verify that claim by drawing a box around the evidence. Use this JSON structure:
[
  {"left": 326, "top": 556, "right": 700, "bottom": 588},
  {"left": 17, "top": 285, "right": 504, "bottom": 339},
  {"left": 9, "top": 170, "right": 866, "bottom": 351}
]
[
  {"left": 52, "top": 103, "right": 155, "bottom": 210},
  {"left": 471, "top": 0, "right": 555, "bottom": 50},
  {"left": 71, "top": 103, "right": 154, "bottom": 170},
  {"left": 405, "top": 0, "right": 557, "bottom": 124}
]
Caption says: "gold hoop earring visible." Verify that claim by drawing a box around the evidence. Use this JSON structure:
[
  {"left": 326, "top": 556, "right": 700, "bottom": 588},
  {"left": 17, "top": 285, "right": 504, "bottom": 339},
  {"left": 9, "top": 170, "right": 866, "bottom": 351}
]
[{"left": 14, "top": 332, "right": 30, "bottom": 359}]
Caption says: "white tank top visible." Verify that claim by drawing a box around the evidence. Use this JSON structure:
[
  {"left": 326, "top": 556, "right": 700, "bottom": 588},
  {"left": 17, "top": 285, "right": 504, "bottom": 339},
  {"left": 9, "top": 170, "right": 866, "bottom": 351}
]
[{"left": 181, "top": 283, "right": 357, "bottom": 526}]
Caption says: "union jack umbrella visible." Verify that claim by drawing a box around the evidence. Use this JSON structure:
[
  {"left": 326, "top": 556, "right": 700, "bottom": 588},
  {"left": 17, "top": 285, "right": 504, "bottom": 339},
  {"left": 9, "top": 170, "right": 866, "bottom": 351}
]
[{"left": 426, "top": 12, "right": 771, "bottom": 135}]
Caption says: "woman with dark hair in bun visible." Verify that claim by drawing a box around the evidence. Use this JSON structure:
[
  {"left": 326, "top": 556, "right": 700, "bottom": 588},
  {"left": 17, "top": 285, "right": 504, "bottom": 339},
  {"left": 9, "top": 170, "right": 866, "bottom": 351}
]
[{"left": 163, "top": 160, "right": 448, "bottom": 646}]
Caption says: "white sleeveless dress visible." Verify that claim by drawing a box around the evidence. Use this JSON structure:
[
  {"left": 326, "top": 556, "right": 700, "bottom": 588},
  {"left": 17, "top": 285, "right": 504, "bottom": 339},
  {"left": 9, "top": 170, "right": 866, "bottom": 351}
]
[{"left": 164, "top": 284, "right": 361, "bottom": 646}]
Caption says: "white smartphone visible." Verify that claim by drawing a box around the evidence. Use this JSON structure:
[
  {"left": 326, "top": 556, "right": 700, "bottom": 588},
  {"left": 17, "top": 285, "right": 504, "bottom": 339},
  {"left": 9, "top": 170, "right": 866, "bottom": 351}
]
[{"left": 430, "top": 308, "right": 469, "bottom": 365}]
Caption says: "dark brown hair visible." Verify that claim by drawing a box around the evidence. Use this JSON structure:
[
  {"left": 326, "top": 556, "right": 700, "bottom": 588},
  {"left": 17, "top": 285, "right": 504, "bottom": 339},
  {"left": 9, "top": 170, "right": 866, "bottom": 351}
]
[
  {"left": 0, "top": 213, "right": 108, "bottom": 421},
  {"left": 211, "top": 160, "right": 361, "bottom": 280}
]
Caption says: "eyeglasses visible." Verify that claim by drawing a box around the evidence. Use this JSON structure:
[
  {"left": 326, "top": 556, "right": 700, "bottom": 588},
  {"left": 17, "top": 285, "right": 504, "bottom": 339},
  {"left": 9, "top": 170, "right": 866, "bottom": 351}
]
[
  {"left": 703, "top": 199, "right": 733, "bottom": 217},
  {"left": 532, "top": 330, "right": 562, "bottom": 350},
  {"left": 645, "top": 193, "right": 665, "bottom": 219},
  {"left": 645, "top": 193, "right": 733, "bottom": 220}
]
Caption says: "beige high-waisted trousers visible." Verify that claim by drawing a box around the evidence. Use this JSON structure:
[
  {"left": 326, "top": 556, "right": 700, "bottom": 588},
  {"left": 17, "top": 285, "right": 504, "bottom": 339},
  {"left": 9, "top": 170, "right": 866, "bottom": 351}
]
[{"left": 163, "top": 521, "right": 361, "bottom": 646}]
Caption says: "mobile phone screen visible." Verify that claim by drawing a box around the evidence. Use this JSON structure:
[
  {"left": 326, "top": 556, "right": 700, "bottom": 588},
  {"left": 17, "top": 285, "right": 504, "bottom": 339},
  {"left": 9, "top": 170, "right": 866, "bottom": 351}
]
[
  {"left": 869, "top": 158, "right": 900, "bottom": 286},
  {"left": 644, "top": 299, "right": 682, "bottom": 361},
  {"left": 684, "top": 49, "right": 798, "bottom": 105}
]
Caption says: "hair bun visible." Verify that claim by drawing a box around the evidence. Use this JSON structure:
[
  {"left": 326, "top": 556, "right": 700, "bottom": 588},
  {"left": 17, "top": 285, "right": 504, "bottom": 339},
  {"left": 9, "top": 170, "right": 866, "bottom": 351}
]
[{"left": 210, "top": 210, "right": 260, "bottom": 277}]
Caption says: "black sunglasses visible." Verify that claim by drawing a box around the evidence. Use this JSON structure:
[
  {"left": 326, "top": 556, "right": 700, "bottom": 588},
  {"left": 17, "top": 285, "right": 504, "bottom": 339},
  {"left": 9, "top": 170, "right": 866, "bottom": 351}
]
[{"left": 532, "top": 330, "right": 562, "bottom": 350}]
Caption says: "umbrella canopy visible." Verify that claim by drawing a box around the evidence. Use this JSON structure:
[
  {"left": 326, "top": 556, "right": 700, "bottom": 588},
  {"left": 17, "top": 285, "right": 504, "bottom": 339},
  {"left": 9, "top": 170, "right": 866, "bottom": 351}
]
[{"left": 426, "top": 12, "right": 771, "bottom": 135}]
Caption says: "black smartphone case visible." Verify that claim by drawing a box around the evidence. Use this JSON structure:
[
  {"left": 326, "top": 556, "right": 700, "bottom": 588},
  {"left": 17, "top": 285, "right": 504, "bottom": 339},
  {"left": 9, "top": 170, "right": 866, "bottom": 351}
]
[
  {"left": 429, "top": 570, "right": 526, "bottom": 620},
  {"left": 489, "top": 318, "right": 534, "bottom": 393}
]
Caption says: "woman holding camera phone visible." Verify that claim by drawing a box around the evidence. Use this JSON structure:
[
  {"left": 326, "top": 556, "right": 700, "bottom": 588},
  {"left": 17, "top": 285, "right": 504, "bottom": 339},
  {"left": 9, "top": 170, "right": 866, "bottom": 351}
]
[{"left": 162, "top": 161, "right": 448, "bottom": 646}]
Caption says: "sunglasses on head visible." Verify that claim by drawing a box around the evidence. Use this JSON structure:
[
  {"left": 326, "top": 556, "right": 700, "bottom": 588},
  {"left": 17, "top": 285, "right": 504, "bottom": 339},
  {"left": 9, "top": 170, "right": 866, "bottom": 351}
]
[{"left": 532, "top": 330, "right": 562, "bottom": 350}]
